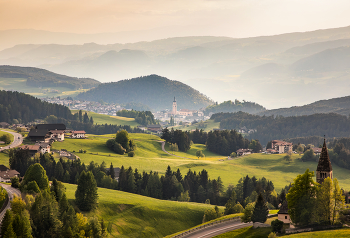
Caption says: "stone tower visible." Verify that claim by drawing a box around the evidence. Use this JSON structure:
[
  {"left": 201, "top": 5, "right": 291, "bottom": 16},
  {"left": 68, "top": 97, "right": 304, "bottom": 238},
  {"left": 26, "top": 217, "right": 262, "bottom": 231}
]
[
  {"left": 316, "top": 137, "right": 333, "bottom": 184},
  {"left": 172, "top": 97, "right": 177, "bottom": 115}
]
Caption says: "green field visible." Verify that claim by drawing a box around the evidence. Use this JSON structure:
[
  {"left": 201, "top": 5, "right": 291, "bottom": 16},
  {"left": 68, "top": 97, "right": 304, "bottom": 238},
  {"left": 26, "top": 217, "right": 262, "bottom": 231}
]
[
  {"left": 64, "top": 183, "right": 221, "bottom": 237},
  {"left": 0, "top": 130, "right": 14, "bottom": 147},
  {"left": 51, "top": 133, "right": 350, "bottom": 192},
  {"left": 170, "top": 119, "right": 220, "bottom": 132},
  {"left": 0, "top": 77, "right": 88, "bottom": 98},
  {"left": 71, "top": 110, "right": 140, "bottom": 127},
  {"left": 283, "top": 228, "right": 350, "bottom": 237}
]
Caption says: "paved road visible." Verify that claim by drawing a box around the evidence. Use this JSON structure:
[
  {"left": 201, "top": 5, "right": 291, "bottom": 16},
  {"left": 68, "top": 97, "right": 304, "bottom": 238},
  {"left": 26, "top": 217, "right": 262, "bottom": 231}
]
[
  {"left": 0, "top": 129, "right": 23, "bottom": 151},
  {"left": 0, "top": 183, "right": 21, "bottom": 223},
  {"left": 179, "top": 220, "right": 252, "bottom": 238}
]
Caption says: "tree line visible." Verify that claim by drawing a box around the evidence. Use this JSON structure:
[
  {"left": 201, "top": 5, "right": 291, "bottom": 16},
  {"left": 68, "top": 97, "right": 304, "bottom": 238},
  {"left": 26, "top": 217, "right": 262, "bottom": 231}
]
[
  {"left": 2, "top": 163, "right": 106, "bottom": 238},
  {"left": 212, "top": 111, "right": 350, "bottom": 145},
  {"left": 116, "top": 109, "right": 156, "bottom": 126},
  {"left": 204, "top": 99, "right": 265, "bottom": 115}
]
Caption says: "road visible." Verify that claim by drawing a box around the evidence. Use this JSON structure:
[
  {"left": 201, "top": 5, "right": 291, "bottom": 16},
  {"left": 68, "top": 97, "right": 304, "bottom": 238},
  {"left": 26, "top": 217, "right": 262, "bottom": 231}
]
[
  {"left": 0, "top": 129, "right": 23, "bottom": 151},
  {"left": 0, "top": 183, "right": 21, "bottom": 223},
  {"left": 179, "top": 220, "right": 252, "bottom": 238}
]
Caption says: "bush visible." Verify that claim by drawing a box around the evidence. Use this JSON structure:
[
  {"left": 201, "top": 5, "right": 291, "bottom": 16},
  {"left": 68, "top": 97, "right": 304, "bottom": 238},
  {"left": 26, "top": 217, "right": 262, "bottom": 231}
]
[
  {"left": 128, "top": 151, "right": 135, "bottom": 157},
  {"left": 271, "top": 219, "right": 284, "bottom": 233},
  {"left": 232, "top": 203, "right": 244, "bottom": 213},
  {"left": 11, "top": 177, "right": 19, "bottom": 188},
  {"left": 169, "top": 143, "right": 179, "bottom": 152},
  {"left": 0, "top": 134, "right": 11, "bottom": 144},
  {"left": 268, "top": 232, "right": 277, "bottom": 238},
  {"left": 230, "top": 152, "right": 237, "bottom": 158},
  {"left": 202, "top": 208, "right": 219, "bottom": 223}
]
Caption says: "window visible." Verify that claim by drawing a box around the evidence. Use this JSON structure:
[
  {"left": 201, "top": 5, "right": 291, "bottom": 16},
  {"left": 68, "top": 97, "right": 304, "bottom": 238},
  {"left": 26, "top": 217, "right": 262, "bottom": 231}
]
[{"left": 285, "top": 216, "right": 287, "bottom": 219}]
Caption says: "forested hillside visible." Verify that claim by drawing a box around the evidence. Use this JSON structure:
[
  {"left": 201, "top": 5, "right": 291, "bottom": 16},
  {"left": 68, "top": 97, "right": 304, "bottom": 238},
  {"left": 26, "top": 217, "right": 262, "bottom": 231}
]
[
  {"left": 0, "top": 65, "right": 99, "bottom": 90},
  {"left": 212, "top": 112, "right": 350, "bottom": 145},
  {"left": 257, "top": 94, "right": 350, "bottom": 117},
  {"left": 76, "top": 75, "right": 213, "bottom": 111},
  {"left": 0, "top": 90, "right": 72, "bottom": 123},
  {"left": 205, "top": 100, "right": 265, "bottom": 115}
]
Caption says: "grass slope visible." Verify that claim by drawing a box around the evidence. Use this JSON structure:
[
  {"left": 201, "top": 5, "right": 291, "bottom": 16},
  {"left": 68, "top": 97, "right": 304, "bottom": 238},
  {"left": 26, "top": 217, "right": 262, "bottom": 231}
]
[
  {"left": 0, "top": 77, "right": 88, "bottom": 98},
  {"left": 65, "top": 183, "right": 221, "bottom": 237},
  {"left": 283, "top": 228, "right": 350, "bottom": 237},
  {"left": 71, "top": 110, "right": 139, "bottom": 127},
  {"left": 52, "top": 134, "right": 350, "bottom": 191},
  {"left": 171, "top": 119, "right": 220, "bottom": 132}
]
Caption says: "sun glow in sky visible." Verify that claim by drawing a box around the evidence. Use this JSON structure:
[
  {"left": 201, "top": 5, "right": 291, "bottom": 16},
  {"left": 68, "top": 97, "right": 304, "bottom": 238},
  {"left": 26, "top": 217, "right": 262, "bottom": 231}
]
[{"left": 1, "top": 0, "right": 350, "bottom": 38}]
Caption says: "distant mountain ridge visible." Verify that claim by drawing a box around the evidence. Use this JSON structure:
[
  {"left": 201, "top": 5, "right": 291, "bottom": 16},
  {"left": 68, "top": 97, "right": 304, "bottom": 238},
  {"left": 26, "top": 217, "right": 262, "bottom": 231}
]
[
  {"left": 256, "top": 95, "right": 350, "bottom": 117},
  {"left": 0, "top": 65, "right": 100, "bottom": 90},
  {"left": 76, "top": 75, "right": 213, "bottom": 111}
]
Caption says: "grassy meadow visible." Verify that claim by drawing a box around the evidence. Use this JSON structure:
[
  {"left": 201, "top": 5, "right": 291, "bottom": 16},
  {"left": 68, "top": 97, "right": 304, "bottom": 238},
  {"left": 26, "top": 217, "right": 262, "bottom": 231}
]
[
  {"left": 51, "top": 133, "right": 350, "bottom": 192},
  {"left": 214, "top": 226, "right": 272, "bottom": 238},
  {"left": 71, "top": 110, "right": 140, "bottom": 127},
  {"left": 64, "top": 183, "right": 222, "bottom": 237},
  {"left": 0, "top": 77, "right": 89, "bottom": 98},
  {"left": 170, "top": 119, "right": 220, "bottom": 132}
]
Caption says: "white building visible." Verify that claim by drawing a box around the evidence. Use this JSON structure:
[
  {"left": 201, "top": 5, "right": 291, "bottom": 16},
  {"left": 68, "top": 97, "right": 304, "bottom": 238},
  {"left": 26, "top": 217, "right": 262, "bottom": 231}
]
[{"left": 70, "top": 131, "right": 86, "bottom": 139}]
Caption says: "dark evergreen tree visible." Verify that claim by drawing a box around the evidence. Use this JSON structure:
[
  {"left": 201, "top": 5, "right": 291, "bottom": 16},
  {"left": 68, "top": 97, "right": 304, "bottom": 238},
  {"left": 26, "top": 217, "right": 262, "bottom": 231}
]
[
  {"left": 75, "top": 171, "right": 98, "bottom": 211},
  {"left": 109, "top": 163, "right": 115, "bottom": 179},
  {"left": 251, "top": 193, "right": 269, "bottom": 223}
]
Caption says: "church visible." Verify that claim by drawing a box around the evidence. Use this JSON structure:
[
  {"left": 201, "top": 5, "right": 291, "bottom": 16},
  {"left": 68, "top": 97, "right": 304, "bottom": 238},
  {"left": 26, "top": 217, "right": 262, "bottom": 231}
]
[{"left": 278, "top": 137, "right": 333, "bottom": 225}]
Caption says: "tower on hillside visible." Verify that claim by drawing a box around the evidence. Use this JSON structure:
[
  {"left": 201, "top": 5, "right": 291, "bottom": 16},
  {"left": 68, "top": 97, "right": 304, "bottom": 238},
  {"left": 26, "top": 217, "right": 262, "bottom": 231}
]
[
  {"left": 172, "top": 97, "right": 177, "bottom": 115},
  {"left": 316, "top": 137, "right": 333, "bottom": 184}
]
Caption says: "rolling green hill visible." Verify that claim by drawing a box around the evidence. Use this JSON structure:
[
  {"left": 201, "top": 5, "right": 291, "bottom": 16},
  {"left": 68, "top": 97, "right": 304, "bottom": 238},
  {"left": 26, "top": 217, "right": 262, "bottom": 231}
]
[
  {"left": 0, "top": 65, "right": 100, "bottom": 98},
  {"left": 71, "top": 110, "right": 140, "bottom": 127},
  {"left": 76, "top": 75, "right": 213, "bottom": 111},
  {"left": 64, "top": 182, "right": 221, "bottom": 237},
  {"left": 50, "top": 134, "right": 350, "bottom": 191}
]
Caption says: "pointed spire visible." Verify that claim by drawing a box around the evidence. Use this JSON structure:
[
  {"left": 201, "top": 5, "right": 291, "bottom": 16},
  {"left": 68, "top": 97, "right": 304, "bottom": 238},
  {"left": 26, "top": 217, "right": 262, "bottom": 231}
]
[
  {"left": 317, "top": 136, "right": 332, "bottom": 172},
  {"left": 174, "top": 96, "right": 176, "bottom": 102}
]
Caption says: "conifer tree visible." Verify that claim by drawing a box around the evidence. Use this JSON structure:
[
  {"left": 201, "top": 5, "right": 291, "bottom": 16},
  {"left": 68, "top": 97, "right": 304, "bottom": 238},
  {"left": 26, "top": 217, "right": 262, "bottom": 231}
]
[
  {"left": 109, "top": 163, "right": 115, "bottom": 179},
  {"left": 1, "top": 210, "right": 14, "bottom": 237},
  {"left": 75, "top": 171, "right": 98, "bottom": 211},
  {"left": 251, "top": 193, "right": 269, "bottom": 223}
]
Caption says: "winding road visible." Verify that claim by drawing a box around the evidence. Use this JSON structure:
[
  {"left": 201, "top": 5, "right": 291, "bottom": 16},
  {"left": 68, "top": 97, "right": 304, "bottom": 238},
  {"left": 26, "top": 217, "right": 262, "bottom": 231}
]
[
  {"left": 0, "top": 183, "right": 21, "bottom": 223},
  {"left": 0, "top": 129, "right": 23, "bottom": 151},
  {"left": 176, "top": 220, "right": 252, "bottom": 238}
]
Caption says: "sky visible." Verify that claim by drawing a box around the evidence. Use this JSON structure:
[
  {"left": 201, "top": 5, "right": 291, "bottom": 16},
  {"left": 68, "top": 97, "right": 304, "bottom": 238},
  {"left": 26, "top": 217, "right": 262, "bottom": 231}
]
[{"left": 1, "top": 0, "right": 350, "bottom": 38}]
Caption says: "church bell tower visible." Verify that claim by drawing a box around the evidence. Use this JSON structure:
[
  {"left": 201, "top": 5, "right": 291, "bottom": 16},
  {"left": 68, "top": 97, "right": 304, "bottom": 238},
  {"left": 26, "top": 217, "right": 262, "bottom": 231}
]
[
  {"left": 172, "top": 97, "right": 177, "bottom": 115},
  {"left": 316, "top": 137, "right": 333, "bottom": 184}
]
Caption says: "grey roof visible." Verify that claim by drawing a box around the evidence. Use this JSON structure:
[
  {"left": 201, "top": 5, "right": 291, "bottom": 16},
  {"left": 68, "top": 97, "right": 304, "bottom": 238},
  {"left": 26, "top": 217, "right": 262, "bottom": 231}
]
[
  {"left": 28, "top": 129, "right": 49, "bottom": 137},
  {"left": 35, "top": 124, "right": 66, "bottom": 130},
  {"left": 0, "top": 170, "right": 20, "bottom": 179},
  {"left": 278, "top": 200, "right": 289, "bottom": 214},
  {"left": 0, "top": 165, "right": 9, "bottom": 172},
  {"left": 316, "top": 139, "right": 332, "bottom": 172}
]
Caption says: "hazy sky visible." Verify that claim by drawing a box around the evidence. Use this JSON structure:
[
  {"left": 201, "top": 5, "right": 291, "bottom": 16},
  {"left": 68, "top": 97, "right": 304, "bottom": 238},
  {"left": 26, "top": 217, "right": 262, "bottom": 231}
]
[{"left": 1, "top": 0, "right": 350, "bottom": 38}]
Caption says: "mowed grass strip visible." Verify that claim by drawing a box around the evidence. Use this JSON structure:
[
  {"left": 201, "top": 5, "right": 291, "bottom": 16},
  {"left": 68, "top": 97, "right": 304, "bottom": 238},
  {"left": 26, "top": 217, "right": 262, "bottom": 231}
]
[
  {"left": 71, "top": 110, "right": 139, "bottom": 127},
  {"left": 281, "top": 228, "right": 350, "bottom": 237},
  {"left": 64, "top": 183, "right": 223, "bottom": 238},
  {"left": 52, "top": 134, "right": 350, "bottom": 191}
]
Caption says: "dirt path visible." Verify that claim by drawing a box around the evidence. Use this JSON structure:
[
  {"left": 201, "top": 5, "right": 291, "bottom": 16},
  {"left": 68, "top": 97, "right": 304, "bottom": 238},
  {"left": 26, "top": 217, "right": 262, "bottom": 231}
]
[{"left": 158, "top": 141, "right": 193, "bottom": 160}]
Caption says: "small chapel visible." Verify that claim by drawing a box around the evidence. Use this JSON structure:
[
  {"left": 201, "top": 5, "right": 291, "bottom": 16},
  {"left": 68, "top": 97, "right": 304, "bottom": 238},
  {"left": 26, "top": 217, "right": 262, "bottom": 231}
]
[{"left": 278, "top": 137, "right": 333, "bottom": 225}]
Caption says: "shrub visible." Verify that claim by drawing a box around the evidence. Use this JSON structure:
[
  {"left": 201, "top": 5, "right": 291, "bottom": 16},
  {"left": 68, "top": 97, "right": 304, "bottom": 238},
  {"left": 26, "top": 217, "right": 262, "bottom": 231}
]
[
  {"left": 271, "top": 219, "right": 284, "bottom": 233},
  {"left": 128, "top": 151, "right": 135, "bottom": 157}
]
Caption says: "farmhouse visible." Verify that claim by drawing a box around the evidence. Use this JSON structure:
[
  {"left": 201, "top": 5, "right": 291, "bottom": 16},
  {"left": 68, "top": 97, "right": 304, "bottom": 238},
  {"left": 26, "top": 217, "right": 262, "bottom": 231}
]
[
  {"left": 236, "top": 148, "right": 252, "bottom": 156},
  {"left": 35, "top": 142, "right": 51, "bottom": 154},
  {"left": 19, "top": 145, "right": 41, "bottom": 157},
  {"left": 312, "top": 147, "right": 322, "bottom": 155},
  {"left": 271, "top": 140, "right": 293, "bottom": 154},
  {"left": 70, "top": 130, "right": 86, "bottom": 139},
  {"left": 105, "top": 167, "right": 121, "bottom": 181},
  {"left": 49, "top": 129, "right": 65, "bottom": 141},
  {"left": 147, "top": 125, "right": 162, "bottom": 133},
  {"left": 28, "top": 129, "right": 51, "bottom": 142},
  {"left": 35, "top": 123, "right": 66, "bottom": 130},
  {"left": 0, "top": 165, "right": 20, "bottom": 183},
  {"left": 0, "top": 122, "right": 10, "bottom": 128}
]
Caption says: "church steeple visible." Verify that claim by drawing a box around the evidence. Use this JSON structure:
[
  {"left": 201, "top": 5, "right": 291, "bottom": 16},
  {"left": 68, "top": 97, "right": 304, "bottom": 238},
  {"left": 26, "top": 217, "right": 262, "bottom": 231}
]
[{"left": 316, "top": 136, "right": 333, "bottom": 183}]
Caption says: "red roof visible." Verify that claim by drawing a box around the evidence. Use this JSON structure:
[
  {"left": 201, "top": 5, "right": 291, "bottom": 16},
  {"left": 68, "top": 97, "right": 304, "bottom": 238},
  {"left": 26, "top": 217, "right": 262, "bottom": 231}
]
[{"left": 72, "top": 131, "right": 86, "bottom": 134}]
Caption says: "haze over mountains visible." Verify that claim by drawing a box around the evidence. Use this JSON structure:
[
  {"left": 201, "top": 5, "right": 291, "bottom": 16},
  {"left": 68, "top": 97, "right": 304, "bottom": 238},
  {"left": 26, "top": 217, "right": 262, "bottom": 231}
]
[{"left": 2, "top": 26, "right": 350, "bottom": 108}]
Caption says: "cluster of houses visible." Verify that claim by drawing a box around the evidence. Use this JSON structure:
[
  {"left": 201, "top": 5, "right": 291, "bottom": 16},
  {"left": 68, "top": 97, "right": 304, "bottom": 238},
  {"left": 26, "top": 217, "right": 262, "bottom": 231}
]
[{"left": 42, "top": 98, "right": 124, "bottom": 116}]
